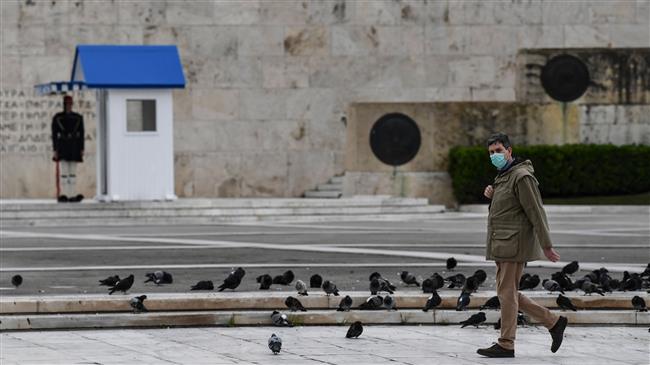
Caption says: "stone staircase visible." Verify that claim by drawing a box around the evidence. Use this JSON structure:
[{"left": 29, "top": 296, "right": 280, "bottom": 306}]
[
  {"left": 303, "top": 175, "right": 343, "bottom": 199},
  {"left": 0, "top": 196, "right": 445, "bottom": 227},
  {"left": 2, "top": 291, "right": 646, "bottom": 330}
]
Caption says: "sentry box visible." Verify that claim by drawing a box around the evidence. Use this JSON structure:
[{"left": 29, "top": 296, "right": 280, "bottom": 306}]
[{"left": 36, "top": 45, "right": 186, "bottom": 201}]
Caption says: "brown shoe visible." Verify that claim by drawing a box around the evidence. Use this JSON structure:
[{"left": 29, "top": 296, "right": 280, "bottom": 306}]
[
  {"left": 549, "top": 316, "right": 568, "bottom": 353},
  {"left": 477, "top": 343, "right": 515, "bottom": 358}
]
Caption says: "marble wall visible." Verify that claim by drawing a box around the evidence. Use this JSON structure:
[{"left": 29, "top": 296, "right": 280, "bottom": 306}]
[{"left": 1, "top": 0, "right": 648, "bottom": 199}]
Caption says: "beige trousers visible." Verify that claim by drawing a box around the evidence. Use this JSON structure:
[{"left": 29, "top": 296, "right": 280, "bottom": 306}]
[{"left": 496, "top": 261, "right": 559, "bottom": 350}]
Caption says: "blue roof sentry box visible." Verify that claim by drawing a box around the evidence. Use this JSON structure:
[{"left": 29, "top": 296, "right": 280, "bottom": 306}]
[{"left": 71, "top": 45, "right": 186, "bottom": 88}]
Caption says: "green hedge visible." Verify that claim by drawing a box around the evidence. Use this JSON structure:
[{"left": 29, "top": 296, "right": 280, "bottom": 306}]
[{"left": 448, "top": 144, "right": 650, "bottom": 204}]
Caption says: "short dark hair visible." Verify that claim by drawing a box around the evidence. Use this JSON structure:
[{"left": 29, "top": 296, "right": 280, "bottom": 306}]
[{"left": 487, "top": 132, "right": 512, "bottom": 149}]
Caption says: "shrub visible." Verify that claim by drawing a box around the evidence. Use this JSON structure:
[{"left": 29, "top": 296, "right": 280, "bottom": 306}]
[{"left": 448, "top": 144, "right": 650, "bottom": 204}]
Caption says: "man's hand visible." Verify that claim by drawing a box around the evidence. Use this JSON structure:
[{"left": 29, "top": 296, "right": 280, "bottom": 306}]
[
  {"left": 543, "top": 247, "right": 560, "bottom": 262},
  {"left": 484, "top": 185, "right": 494, "bottom": 199}
]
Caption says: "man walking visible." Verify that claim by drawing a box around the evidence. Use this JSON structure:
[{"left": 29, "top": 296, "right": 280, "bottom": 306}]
[
  {"left": 52, "top": 95, "right": 85, "bottom": 202},
  {"left": 477, "top": 132, "right": 567, "bottom": 358}
]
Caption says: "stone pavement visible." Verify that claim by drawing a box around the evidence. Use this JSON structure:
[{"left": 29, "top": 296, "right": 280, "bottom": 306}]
[{"left": 1, "top": 325, "right": 648, "bottom": 365}]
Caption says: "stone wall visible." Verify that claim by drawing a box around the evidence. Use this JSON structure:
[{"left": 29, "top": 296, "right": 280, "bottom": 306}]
[{"left": 1, "top": 0, "right": 648, "bottom": 199}]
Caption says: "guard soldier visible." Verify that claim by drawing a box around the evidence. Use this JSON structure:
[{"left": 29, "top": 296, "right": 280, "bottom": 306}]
[{"left": 52, "top": 95, "right": 85, "bottom": 202}]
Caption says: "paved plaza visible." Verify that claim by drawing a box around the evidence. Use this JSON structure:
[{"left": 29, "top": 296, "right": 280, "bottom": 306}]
[
  {"left": 1, "top": 209, "right": 649, "bottom": 364},
  {"left": 1, "top": 325, "right": 649, "bottom": 365},
  {"left": 1, "top": 210, "right": 648, "bottom": 295}
]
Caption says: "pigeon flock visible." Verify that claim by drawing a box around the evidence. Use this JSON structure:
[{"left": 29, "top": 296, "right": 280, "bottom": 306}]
[{"left": 7, "top": 259, "right": 649, "bottom": 355}]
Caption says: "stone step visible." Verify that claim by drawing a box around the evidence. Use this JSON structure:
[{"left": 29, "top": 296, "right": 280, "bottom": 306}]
[
  {"left": 1, "top": 204, "right": 446, "bottom": 219},
  {"left": 330, "top": 176, "right": 344, "bottom": 184},
  {"left": 2, "top": 291, "right": 645, "bottom": 314},
  {"left": 1, "top": 309, "right": 647, "bottom": 330},
  {"left": 0, "top": 211, "right": 448, "bottom": 227},
  {"left": 0, "top": 197, "right": 430, "bottom": 212},
  {"left": 316, "top": 183, "right": 343, "bottom": 192},
  {"left": 303, "top": 191, "right": 342, "bottom": 199},
  {"left": 458, "top": 204, "right": 650, "bottom": 214}
]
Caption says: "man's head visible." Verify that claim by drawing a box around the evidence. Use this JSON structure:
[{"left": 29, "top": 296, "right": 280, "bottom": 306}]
[
  {"left": 63, "top": 95, "right": 73, "bottom": 113},
  {"left": 486, "top": 132, "right": 513, "bottom": 169}
]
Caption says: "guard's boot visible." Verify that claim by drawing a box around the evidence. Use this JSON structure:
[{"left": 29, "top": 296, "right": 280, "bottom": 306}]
[
  {"left": 477, "top": 343, "right": 514, "bottom": 358},
  {"left": 549, "top": 316, "right": 568, "bottom": 353},
  {"left": 57, "top": 195, "right": 68, "bottom": 203}
]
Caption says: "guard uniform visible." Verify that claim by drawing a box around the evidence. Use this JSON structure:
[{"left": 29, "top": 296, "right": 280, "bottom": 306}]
[{"left": 51, "top": 104, "right": 84, "bottom": 202}]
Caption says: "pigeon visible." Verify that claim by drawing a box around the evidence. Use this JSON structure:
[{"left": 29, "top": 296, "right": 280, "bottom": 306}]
[
  {"left": 556, "top": 294, "right": 577, "bottom": 311},
  {"left": 640, "top": 263, "right": 650, "bottom": 278},
  {"left": 494, "top": 312, "right": 528, "bottom": 329},
  {"left": 519, "top": 273, "right": 531, "bottom": 288},
  {"left": 399, "top": 271, "right": 420, "bottom": 287},
  {"left": 309, "top": 274, "right": 323, "bottom": 288},
  {"left": 370, "top": 277, "right": 394, "bottom": 295},
  {"left": 285, "top": 296, "right": 307, "bottom": 312},
  {"left": 271, "top": 311, "right": 292, "bottom": 327},
  {"left": 98, "top": 275, "right": 120, "bottom": 287},
  {"left": 190, "top": 280, "right": 214, "bottom": 291},
  {"left": 517, "top": 312, "right": 530, "bottom": 326},
  {"left": 632, "top": 296, "right": 648, "bottom": 312},
  {"left": 603, "top": 277, "right": 619, "bottom": 292},
  {"left": 472, "top": 269, "right": 487, "bottom": 286},
  {"left": 11, "top": 275, "right": 22, "bottom": 288},
  {"left": 479, "top": 296, "right": 500, "bottom": 310},
  {"left": 283, "top": 270, "right": 295, "bottom": 284},
  {"left": 370, "top": 272, "right": 397, "bottom": 287},
  {"left": 268, "top": 333, "right": 282, "bottom": 354},
  {"left": 460, "top": 312, "right": 486, "bottom": 328},
  {"left": 337, "top": 295, "right": 353, "bottom": 312},
  {"left": 493, "top": 318, "right": 501, "bottom": 330},
  {"left": 273, "top": 270, "right": 295, "bottom": 285},
  {"left": 218, "top": 267, "right": 246, "bottom": 291},
  {"left": 359, "top": 295, "right": 383, "bottom": 310},
  {"left": 446, "top": 273, "right": 466, "bottom": 289},
  {"left": 295, "top": 279, "right": 308, "bottom": 296},
  {"left": 424, "top": 273, "right": 445, "bottom": 292},
  {"left": 519, "top": 274, "right": 540, "bottom": 290},
  {"left": 129, "top": 295, "right": 148, "bottom": 313},
  {"left": 422, "top": 278, "right": 436, "bottom": 293},
  {"left": 256, "top": 274, "right": 273, "bottom": 290},
  {"left": 581, "top": 281, "right": 605, "bottom": 296},
  {"left": 446, "top": 257, "right": 457, "bottom": 271},
  {"left": 369, "top": 273, "right": 397, "bottom": 291},
  {"left": 552, "top": 272, "right": 574, "bottom": 292},
  {"left": 562, "top": 261, "right": 579, "bottom": 275},
  {"left": 423, "top": 291, "right": 441, "bottom": 312},
  {"left": 581, "top": 272, "right": 599, "bottom": 283},
  {"left": 383, "top": 295, "right": 397, "bottom": 310},
  {"left": 144, "top": 270, "right": 173, "bottom": 285},
  {"left": 346, "top": 321, "right": 363, "bottom": 338},
  {"left": 456, "top": 292, "right": 471, "bottom": 311},
  {"left": 322, "top": 280, "right": 340, "bottom": 296},
  {"left": 463, "top": 276, "right": 479, "bottom": 293},
  {"left": 542, "top": 279, "right": 565, "bottom": 294},
  {"left": 109, "top": 274, "right": 134, "bottom": 295},
  {"left": 621, "top": 274, "right": 643, "bottom": 291}
]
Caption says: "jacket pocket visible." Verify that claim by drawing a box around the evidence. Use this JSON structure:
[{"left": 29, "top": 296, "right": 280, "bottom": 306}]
[{"left": 490, "top": 230, "right": 520, "bottom": 258}]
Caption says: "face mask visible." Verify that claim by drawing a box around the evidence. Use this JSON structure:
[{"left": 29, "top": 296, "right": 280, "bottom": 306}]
[{"left": 490, "top": 153, "right": 508, "bottom": 169}]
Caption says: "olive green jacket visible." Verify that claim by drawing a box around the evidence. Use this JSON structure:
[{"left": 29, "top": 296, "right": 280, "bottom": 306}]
[{"left": 486, "top": 159, "right": 552, "bottom": 262}]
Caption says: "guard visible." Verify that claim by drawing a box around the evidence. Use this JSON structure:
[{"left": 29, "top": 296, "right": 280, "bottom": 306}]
[{"left": 51, "top": 95, "right": 85, "bottom": 202}]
